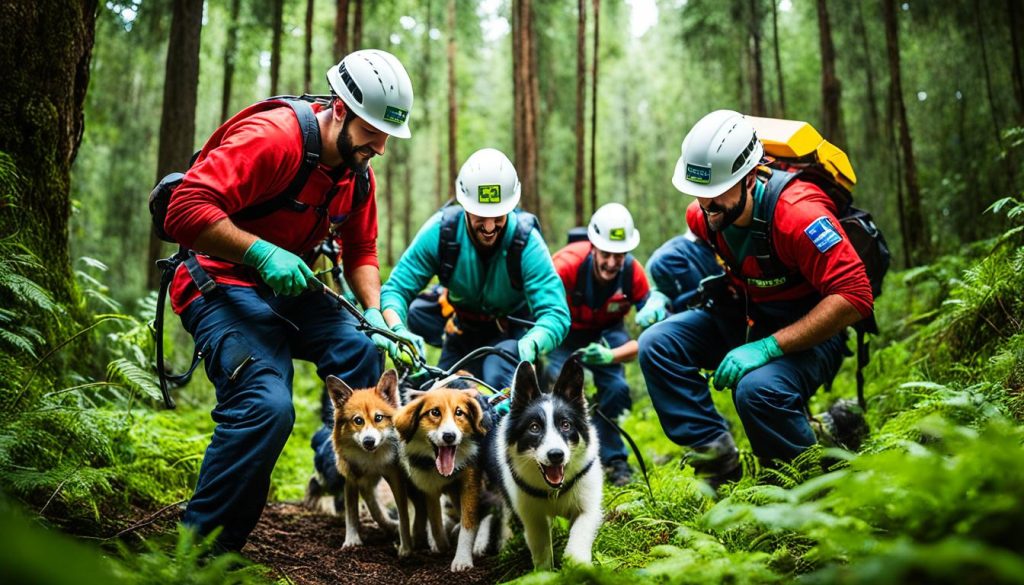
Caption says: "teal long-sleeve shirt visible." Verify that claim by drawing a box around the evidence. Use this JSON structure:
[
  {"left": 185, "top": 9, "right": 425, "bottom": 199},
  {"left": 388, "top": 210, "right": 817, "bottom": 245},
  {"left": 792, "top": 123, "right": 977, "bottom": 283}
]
[{"left": 381, "top": 210, "right": 570, "bottom": 354}]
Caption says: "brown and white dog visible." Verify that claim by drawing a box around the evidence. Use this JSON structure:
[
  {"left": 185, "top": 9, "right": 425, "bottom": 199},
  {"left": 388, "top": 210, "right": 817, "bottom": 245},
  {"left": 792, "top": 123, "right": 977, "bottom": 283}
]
[
  {"left": 394, "top": 381, "right": 489, "bottom": 572},
  {"left": 327, "top": 370, "right": 413, "bottom": 557}
]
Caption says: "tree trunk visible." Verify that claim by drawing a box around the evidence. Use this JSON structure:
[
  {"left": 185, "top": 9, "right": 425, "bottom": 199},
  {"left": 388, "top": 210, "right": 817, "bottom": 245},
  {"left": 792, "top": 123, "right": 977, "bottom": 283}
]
[
  {"left": 147, "top": 0, "right": 204, "bottom": 291},
  {"left": 771, "top": 0, "right": 786, "bottom": 117},
  {"left": 1009, "top": 0, "right": 1024, "bottom": 124},
  {"left": 447, "top": 0, "right": 458, "bottom": 196},
  {"left": 974, "top": 0, "right": 1003, "bottom": 148},
  {"left": 747, "top": 0, "right": 766, "bottom": 116},
  {"left": 403, "top": 155, "right": 413, "bottom": 252},
  {"left": 304, "top": 0, "right": 315, "bottom": 94},
  {"left": 0, "top": 0, "right": 97, "bottom": 303},
  {"left": 335, "top": 0, "right": 350, "bottom": 60},
  {"left": 589, "top": 0, "right": 600, "bottom": 217},
  {"left": 512, "top": 0, "right": 540, "bottom": 218},
  {"left": 883, "top": 0, "right": 927, "bottom": 265},
  {"left": 385, "top": 159, "right": 394, "bottom": 266},
  {"left": 270, "top": 0, "right": 284, "bottom": 96},
  {"left": 222, "top": 0, "right": 242, "bottom": 121},
  {"left": 817, "top": 0, "right": 845, "bottom": 148},
  {"left": 854, "top": 1, "right": 879, "bottom": 144},
  {"left": 573, "top": 0, "right": 586, "bottom": 227},
  {"left": 352, "top": 0, "right": 363, "bottom": 51}
]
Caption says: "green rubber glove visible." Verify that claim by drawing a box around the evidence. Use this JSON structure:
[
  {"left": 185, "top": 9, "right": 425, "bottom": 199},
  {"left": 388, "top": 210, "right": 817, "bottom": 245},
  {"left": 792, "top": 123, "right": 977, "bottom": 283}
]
[
  {"left": 635, "top": 290, "right": 670, "bottom": 329},
  {"left": 578, "top": 342, "right": 614, "bottom": 366},
  {"left": 517, "top": 330, "right": 547, "bottom": 364},
  {"left": 243, "top": 239, "right": 316, "bottom": 296},
  {"left": 713, "top": 336, "right": 783, "bottom": 391},
  {"left": 362, "top": 308, "right": 400, "bottom": 362},
  {"left": 390, "top": 322, "right": 426, "bottom": 364}
]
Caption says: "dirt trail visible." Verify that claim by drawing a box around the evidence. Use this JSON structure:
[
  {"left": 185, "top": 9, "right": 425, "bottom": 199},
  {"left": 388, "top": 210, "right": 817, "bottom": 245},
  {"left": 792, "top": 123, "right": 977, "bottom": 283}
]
[{"left": 245, "top": 503, "right": 508, "bottom": 585}]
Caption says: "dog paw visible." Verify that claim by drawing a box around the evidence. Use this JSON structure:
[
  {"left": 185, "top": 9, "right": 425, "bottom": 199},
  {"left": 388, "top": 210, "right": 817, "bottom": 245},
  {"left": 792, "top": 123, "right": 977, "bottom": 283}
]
[
  {"left": 397, "top": 542, "right": 413, "bottom": 558},
  {"left": 341, "top": 536, "right": 363, "bottom": 550},
  {"left": 450, "top": 555, "right": 474, "bottom": 572}
]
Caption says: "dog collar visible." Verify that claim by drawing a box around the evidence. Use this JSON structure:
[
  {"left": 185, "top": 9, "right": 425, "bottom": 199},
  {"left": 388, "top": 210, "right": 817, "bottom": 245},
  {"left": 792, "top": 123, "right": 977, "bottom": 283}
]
[{"left": 506, "top": 455, "right": 596, "bottom": 499}]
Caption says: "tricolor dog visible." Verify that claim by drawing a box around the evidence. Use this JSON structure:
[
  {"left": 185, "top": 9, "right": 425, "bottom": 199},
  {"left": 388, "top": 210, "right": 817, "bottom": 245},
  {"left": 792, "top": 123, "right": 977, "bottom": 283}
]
[
  {"left": 495, "top": 360, "right": 602, "bottom": 570},
  {"left": 327, "top": 370, "right": 413, "bottom": 556},
  {"left": 394, "top": 381, "right": 489, "bottom": 572}
]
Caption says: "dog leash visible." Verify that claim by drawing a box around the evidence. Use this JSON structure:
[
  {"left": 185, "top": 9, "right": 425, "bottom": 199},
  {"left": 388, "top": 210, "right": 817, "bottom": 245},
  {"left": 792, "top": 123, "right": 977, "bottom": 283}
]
[{"left": 591, "top": 406, "right": 654, "bottom": 499}]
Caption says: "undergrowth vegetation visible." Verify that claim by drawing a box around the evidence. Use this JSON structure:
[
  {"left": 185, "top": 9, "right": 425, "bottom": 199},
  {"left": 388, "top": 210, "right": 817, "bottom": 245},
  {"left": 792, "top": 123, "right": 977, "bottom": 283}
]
[{"left": 2, "top": 196, "right": 1024, "bottom": 582}]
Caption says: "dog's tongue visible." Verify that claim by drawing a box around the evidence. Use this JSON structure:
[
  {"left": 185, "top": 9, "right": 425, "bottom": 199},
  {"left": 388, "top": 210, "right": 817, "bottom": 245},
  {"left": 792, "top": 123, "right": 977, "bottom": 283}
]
[
  {"left": 542, "top": 464, "right": 565, "bottom": 486},
  {"left": 436, "top": 446, "right": 457, "bottom": 476}
]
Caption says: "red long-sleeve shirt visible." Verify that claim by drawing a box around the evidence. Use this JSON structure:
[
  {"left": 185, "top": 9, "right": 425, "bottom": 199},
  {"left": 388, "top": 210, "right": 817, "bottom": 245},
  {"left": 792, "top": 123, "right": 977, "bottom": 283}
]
[
  {"left": 164, "top": 102, "right": 378, "bottom": 313},
  {"left": 553, "top": 241, "right": 651, "bottom": 332},
  {"left": 686, "top": 178, "right": 873, "bottom": 319}
]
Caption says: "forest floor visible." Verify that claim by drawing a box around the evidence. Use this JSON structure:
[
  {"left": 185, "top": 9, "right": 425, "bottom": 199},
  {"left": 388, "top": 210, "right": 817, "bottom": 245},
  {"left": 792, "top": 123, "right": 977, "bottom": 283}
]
[{"left": 244, "top": 502, "right": 501, "bottom": 585}]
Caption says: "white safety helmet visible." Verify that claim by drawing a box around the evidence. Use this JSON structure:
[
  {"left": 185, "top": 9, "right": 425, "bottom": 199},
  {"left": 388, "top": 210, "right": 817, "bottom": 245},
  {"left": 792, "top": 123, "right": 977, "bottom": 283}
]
[
  {"left": 327, "top": 49, "right": 414, "bottom": 139},
  {"left": 672, "top": 109, "right": 764, "bottom": 198},
  {"left": 588, "top": 202, "right": 640, "bottom": 254},
  {"left": 455, "top": 148, "right": 522, "bottom": 217}
]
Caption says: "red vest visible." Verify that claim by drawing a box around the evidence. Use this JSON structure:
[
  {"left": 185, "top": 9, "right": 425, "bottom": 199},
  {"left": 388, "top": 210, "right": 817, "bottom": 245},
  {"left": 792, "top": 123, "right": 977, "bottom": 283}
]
[{"left": 553, "top": 241, "right": 650, "bottom": 332}]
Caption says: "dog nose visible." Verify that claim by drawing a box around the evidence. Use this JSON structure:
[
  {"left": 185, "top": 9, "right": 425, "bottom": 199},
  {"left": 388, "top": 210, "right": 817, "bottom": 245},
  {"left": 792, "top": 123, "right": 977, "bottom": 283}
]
[
  {"left": 442, "top": 432, "right": 457, "bottom": 445},
  {"left": 362, "top": 437, "right": 376, "bottom": 449},
  {"left": 547, "top": 449, "right": 565, "bottom": 465}
]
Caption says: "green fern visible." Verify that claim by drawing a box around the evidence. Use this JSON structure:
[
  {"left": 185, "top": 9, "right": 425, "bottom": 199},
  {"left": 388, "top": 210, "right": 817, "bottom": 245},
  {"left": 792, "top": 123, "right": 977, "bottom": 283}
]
[{"left": 106, "top": 358, "right": 162, "bottom": 403}]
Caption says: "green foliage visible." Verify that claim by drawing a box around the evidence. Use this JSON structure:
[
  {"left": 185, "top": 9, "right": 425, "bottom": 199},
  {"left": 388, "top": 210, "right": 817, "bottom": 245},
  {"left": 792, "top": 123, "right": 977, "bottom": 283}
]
[{"left": 109, "top": 526, "right": 272, "bottom": 585}]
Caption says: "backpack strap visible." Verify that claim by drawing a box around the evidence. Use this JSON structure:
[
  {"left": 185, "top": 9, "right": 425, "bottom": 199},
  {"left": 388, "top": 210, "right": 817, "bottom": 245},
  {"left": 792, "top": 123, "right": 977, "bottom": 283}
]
[
  {"left": 231, "top": 99, "right": 322, "bottom": 221},
  {"left": 570, "top": 251, "right": 591, "bottom": 307},
  {"left": 622, "top": 254, "right": 635, "bottom": 300},
  {"left": 508, "top": 210, "right": 538, "bottom": 291},
  {"left": 437, "top": 205, "right": 464, "bottom": 287},
  {"left": 751, "top": 169, "right": 798, "bottom": 277}
]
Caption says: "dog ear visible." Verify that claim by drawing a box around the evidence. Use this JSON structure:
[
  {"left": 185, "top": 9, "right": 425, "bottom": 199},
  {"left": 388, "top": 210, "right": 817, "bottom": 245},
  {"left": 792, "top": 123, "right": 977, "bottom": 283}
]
[
  {"left": 512, "top": 361, "right": 541, "bottom": 412},
  {"left": 553, "top": 359, "right": 587, "bottom": 410},
  {"left": 465, "top": 394, "right": 490, "bottom": 436},
  {"left": 326, "top": 375, "right": 354, "bottom": 409},
  {"left": 376, "top": 369, "right": 400, "bottom": 408},
  {"left": 393, "top": 397, "right": 423, "bottom": 443}
]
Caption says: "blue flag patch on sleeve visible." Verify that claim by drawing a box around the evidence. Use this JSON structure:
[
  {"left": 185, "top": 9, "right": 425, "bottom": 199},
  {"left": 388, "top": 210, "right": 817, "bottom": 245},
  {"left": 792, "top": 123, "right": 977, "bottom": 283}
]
[{"left": 804, "top": 216, "right": 842, "bottom": 253}]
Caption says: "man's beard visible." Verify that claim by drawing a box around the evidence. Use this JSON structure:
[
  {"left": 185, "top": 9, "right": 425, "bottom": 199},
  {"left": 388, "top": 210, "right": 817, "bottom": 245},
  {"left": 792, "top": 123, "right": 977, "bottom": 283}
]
[
  {"left": 336, "top": 120, "right": 374, "bottom": 172},
  {"left": 704, "top": 183, "right": 748, "bottom": 232}
]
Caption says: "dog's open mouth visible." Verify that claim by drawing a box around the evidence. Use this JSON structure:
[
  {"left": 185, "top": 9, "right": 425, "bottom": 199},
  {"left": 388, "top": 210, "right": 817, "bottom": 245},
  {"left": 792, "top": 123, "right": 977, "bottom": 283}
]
[
  {"left": 539, "top": 463, "right": 565, "bottom": 488},
  {"left": 435, "top": 445, "right": 457, "bottom": 476}
]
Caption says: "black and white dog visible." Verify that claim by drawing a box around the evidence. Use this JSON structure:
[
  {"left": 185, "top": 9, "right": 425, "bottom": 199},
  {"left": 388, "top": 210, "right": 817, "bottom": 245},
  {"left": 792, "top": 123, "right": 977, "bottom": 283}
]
[{"left": 494, "top": 360, "right": 603, "bottom": 570}]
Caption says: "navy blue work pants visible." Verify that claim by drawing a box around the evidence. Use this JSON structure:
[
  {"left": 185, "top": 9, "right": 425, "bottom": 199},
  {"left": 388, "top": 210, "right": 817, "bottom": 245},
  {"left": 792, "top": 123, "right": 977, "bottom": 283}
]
[
  {"left": 637, "top": 306, "right": 846, "bottom": 461},
  {"left": 544, "top": 325, "right": 632, "bottom": 464},
  {"left": 437, "top": 320, "right": 528, "bottom": 393},
  {"left": 179, "top": 285, "right": 380, "bottom": 550}
]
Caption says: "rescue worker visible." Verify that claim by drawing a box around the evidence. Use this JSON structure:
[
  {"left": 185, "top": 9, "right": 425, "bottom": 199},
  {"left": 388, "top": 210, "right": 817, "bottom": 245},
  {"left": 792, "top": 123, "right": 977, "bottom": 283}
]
[
  {"left": 163, "top": 49, "right": 414, "bottom": 550},
  {"left": 547, "top": 203, "right": 652, "bottom": 486},
  {"left": 380, "top": 148, "right": 569, "bottom": 391},
  {"left": 644, "top": 231, "right": 723, "bottom": 315},
  {"left": 638, "top": 110, "right": 874, "bottom": 488}
]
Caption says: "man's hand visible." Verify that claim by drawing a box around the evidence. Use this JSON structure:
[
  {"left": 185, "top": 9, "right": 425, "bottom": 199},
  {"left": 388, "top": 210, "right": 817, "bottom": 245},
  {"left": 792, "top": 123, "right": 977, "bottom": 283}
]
[
  {"left": 578, "top": 342, "right": 614, "bottom": 366},
  {"left": 517, "top": 330, "right": 547, "bottom": 364},
  {"left": 713, "top": 336, "right": 783, "bottom": 391},
  {"left": 391, "top": 322, "right": 426, "bottom": 364},
  {"left": 243, "top": 239, "right": 316, "bottom": 296},
  {"left": 635, "top": 290, "right": 670, "bottom": 329},
  {"left": 363, "top": 308, "right": 400, "bottom": 362}
]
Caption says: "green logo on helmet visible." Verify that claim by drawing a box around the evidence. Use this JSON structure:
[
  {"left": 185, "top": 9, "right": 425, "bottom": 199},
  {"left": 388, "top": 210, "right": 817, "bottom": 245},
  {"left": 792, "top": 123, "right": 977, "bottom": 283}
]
[
  {"left": 609, "top": 227, "right": 626, "bottom": 241},
  {"left": 478, "top": 184, "right": 501, "bottom": 203},
  {"left": 383, "top": 106, "right": 408, "bottom": 124},
  {"left": 685, "top": 163, "right": 712, "bottom": 185}
]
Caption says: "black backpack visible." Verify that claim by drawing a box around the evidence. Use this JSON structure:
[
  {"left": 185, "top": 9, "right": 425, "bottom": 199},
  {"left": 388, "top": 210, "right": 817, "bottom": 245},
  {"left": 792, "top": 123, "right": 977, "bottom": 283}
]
[
  {"left": 149, "top": 95, "right": 368, "bottom": 408},
  {"left": 436, "top": 204, "right": 541, "bottom": 292}
]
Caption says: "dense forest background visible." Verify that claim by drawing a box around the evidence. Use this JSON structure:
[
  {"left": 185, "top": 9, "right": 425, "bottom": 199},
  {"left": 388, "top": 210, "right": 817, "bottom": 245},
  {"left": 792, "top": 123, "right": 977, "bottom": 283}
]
[{"left": 2, "top": 0, "right": 1024, "bottom": 583}]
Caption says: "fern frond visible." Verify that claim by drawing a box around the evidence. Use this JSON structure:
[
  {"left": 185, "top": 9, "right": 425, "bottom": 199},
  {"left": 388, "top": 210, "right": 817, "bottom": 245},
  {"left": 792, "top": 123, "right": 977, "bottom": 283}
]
[{"left": 106, "top": 358, "right": 162, "bottom": 403}]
